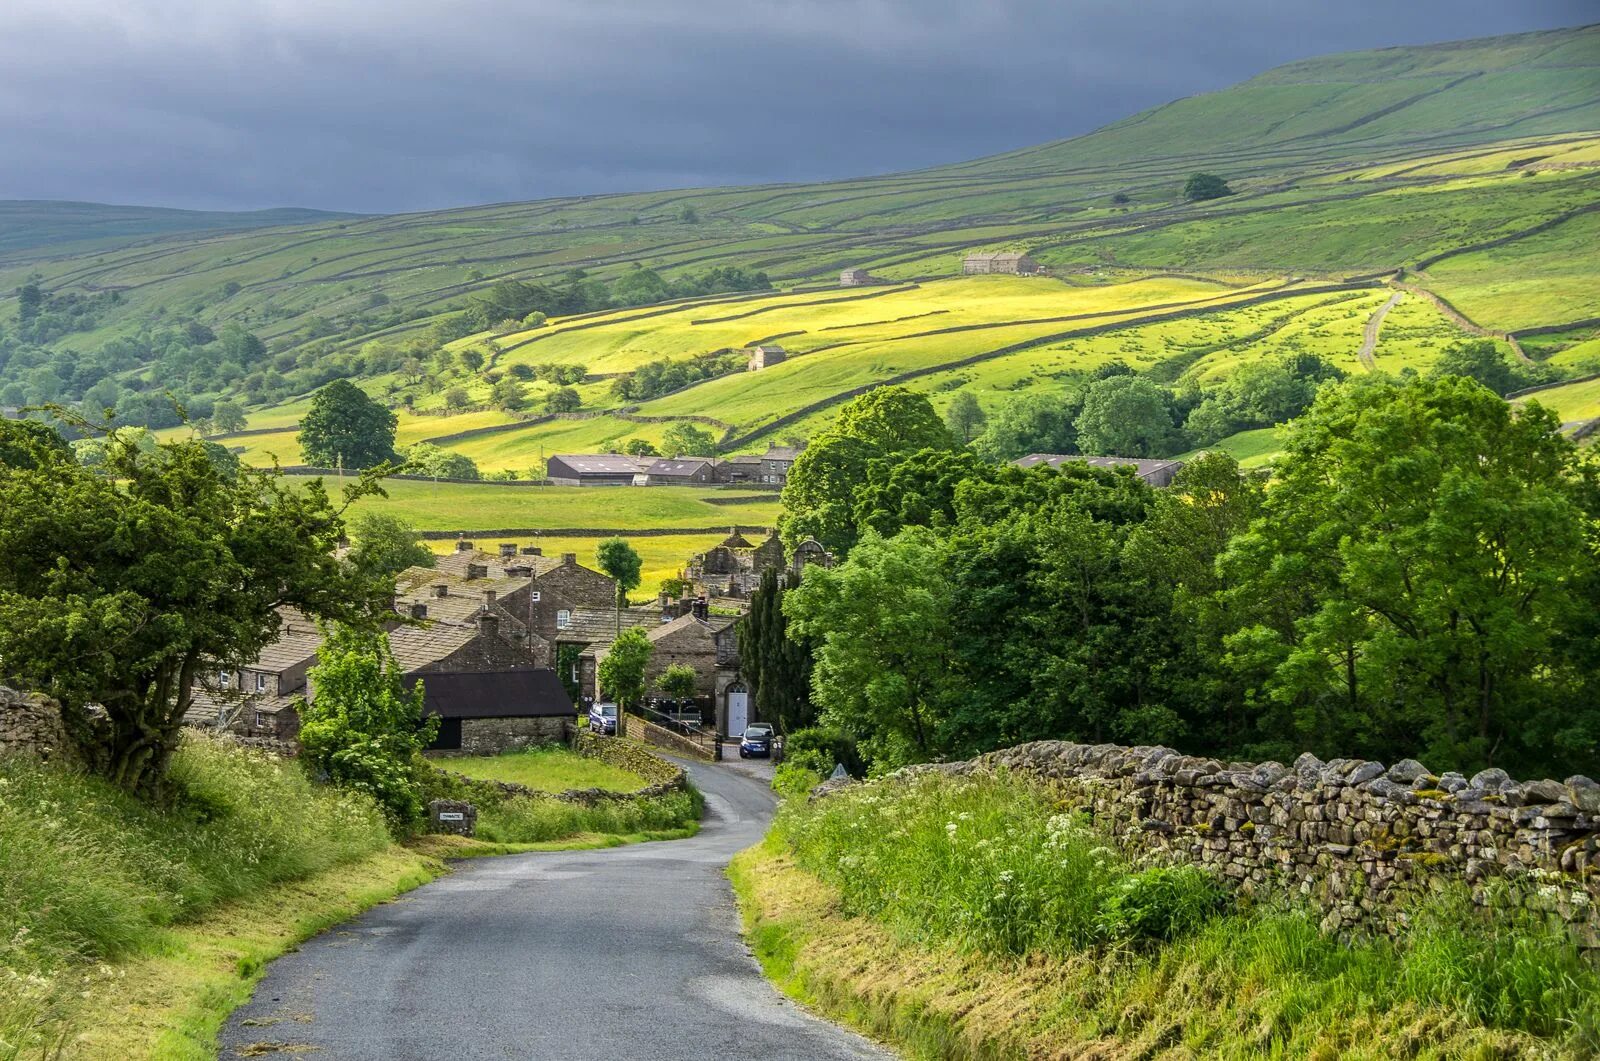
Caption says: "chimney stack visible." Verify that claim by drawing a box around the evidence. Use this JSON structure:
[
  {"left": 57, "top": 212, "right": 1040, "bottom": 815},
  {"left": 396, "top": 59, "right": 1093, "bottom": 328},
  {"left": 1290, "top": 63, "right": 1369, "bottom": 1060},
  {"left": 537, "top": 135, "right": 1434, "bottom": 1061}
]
[
  {"left": 410, "top": 602, "right": 429, "bottom": 620},
  {"left": 477, "top": 609, "right": 500, "bottom": 639},
  {"left": 432, "top": 584, "right": 449, "bottom": 598},
  {"left": 561, "top": 552, "right": 577, "bottom": 565},
  {"left": 484, "top": 589, "right": 497, "bottom": 605},
  {"left": 466, "top": 563, "right": 488, "bottom": 580},
  {"left": 521, "top": 546, "right": 543, "bottom": 556},
  {"left": 455, "top": 539, "right": 474, "bottom": 553},
  {"left": 692, "top": 596, "right": 709, "bottom": 621},
  {"left": 658, "top": 590, "right": 671, "bottom": 615},
  {"left": 499, "top": 543, "right": 517, "bottom": 558}
]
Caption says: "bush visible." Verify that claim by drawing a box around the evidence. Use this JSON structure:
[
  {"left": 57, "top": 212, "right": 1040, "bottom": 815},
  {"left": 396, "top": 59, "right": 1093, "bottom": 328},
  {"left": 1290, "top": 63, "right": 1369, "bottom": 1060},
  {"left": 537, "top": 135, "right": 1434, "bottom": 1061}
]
[
  {"left": 1096, "top": 864, "right": 1226, "bottom": 943},
  {"left": 783, "top": 727, "right": 863, "bottom": 777},
  {"left": 772, "top": 763, "right": 823, "bottom": 801}
]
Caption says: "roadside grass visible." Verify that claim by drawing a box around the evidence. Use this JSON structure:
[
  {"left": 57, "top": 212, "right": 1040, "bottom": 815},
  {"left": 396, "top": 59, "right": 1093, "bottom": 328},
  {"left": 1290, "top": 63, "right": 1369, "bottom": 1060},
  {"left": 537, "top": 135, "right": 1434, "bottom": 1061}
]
[
  {"left": 434, "top": 745, "right": 647, "bottom": 793},
  {"left": 734, "top": 771, "right": 1600, "bottom": 1058},
  {"left": 475, "top": 787, "right": 703, "bottom": 845},
  {"left": 0, "top": 736, "right": 393, "bottom": 1058}
]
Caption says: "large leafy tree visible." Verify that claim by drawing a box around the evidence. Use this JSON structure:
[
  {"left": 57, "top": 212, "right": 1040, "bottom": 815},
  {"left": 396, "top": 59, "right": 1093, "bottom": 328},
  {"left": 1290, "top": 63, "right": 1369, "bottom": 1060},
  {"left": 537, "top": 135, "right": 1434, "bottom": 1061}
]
[
  {"left": 971, "top": 389, "right": 1085, "bottom": 463},
  {"left": 1219, "top": 374, "right": 1598, "bottom": 775},
  {"left": 347, "top": 510, "right": 434, "bottom": 580},
  {"left": 1428, "top": 338, "right": 1535, "bottom": 397},
  {"left": 779, "top": 387, "right": 954, "bottom": 556},
  {"left": 1074, "top": 375, "right": 1182, "bottom": 457},
  {"left": 737, "top": 567, "right": 815, "bottom": 734},
  {"left": 299, "top": 380, "right": 399, "bottom": 469},
  {"left": 783, "top": 528, "right": 957, "bottom": 768},
  {"left": 662, "top": 421, "right": 717, "bottom": 457},
  {"left": 0, "top": 423, "right": 391, "bottom": 794},
  {"left": 297, "top": 624, "right": 438, "bottom": 825},
  {"left": 853, "top": 447, "right": 989, "bottom": 539},
  {"left": 943, "top": 391, "right": 987, "bottom": 444}
]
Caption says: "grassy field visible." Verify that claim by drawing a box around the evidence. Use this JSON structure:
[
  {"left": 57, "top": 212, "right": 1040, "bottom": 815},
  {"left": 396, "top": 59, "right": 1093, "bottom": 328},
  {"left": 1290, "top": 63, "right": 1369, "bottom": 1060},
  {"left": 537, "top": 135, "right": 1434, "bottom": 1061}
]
[
  {"left": 337, "top": 479, "right": 782, "bottom": 533},
  {"left": 434, "top": 746, "right": 646, "bottom": 794},
  {"left": 1517, "top": 376, "right": 1600, "bottom": 423},
  {"left": 5, "top": 25, "right": 1598, "bottom": 481}
]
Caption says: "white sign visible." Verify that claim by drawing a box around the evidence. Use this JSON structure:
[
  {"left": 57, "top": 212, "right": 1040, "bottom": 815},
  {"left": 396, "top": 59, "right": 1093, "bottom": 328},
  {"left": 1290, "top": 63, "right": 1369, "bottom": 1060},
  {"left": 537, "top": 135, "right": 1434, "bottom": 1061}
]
[
  {"left": 530, "top": 591, "right": 541, "bottom": 601},
  {"left": 438, "top": 811, "right": 465, "bottom": 821}
]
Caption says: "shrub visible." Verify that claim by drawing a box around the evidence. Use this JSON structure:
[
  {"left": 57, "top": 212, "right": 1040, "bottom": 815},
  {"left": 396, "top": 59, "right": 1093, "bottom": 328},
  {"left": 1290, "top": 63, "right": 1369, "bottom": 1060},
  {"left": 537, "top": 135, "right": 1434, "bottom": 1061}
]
[
  {"left": 783, "top": 727, "right": 863, "bottom": 777},
  {"left": 772, "top": 763, "right": 823, "bottom": 801},
  {"left": 1096, "top": 864, "right": 1227, "bottom": 943}
]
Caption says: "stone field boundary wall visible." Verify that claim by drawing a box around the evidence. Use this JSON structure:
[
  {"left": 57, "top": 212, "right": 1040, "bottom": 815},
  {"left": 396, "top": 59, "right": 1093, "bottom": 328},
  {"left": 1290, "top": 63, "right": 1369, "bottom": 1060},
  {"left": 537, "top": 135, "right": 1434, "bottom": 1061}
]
[
  {"left": 924, "top": 741, "right": 1600, "bottom": 947},
  {"left": 432, "top": 730, "right": 688, "bottom": 807}
]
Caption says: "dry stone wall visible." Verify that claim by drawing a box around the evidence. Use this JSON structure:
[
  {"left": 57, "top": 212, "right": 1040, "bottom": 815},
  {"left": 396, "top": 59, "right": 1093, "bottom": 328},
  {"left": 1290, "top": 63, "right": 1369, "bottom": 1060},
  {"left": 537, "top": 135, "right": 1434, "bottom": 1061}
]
[
  {"left": 0, "top": 686, "right": 78, "bottom": 766},
  {"left": 946, "top": 741, "right": 1600, "bottom": 947}
]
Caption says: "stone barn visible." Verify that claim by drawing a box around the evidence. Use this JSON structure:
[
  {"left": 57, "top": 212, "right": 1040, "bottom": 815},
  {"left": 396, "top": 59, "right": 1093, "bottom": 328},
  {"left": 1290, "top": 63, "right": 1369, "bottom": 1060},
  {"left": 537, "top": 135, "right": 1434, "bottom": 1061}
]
[
  {"left": 745, "top": 345, "right": 787, "bottom": 371},
  {"left": 962, "top": 251, "right": 1041, "bottom": 275}
]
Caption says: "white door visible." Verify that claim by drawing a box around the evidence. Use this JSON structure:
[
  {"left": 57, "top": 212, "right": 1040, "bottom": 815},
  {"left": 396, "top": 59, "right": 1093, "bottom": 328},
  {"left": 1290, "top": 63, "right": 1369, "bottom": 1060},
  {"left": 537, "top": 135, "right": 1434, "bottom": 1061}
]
[{"left": 726, "top": 687, "right": 749, "bottom": 736}]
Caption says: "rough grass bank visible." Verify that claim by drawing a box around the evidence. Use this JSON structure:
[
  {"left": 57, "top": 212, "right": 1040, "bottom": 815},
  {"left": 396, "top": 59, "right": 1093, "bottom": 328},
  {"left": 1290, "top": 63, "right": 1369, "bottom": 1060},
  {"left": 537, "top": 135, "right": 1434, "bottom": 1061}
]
[{"left": 734, "top": 770, "right": 1600, "bottom": 1059}]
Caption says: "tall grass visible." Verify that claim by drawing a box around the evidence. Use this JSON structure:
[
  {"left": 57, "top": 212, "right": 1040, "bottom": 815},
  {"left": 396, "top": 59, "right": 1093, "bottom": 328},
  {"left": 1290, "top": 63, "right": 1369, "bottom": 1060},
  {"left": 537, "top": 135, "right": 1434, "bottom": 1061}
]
[
  {"left": 775, "top": 770, "right": 1600, "bottom": 1053},
  {"left": 476, "top": 787, "right": 702, "bottom": 844},
  {"left": 0, "top": 736, "right": 390, "bottom": 1057}
]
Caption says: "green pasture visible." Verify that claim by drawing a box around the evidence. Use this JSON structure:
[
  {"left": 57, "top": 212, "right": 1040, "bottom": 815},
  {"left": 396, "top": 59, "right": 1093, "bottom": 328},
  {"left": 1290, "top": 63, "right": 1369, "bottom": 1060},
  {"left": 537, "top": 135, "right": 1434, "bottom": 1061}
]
[
  {"left": 1517, "top": 377, "right": 1600, "bottom": 423},
  {"left": 1421, "top": 207, "right": 1600, "bottom": 332}
]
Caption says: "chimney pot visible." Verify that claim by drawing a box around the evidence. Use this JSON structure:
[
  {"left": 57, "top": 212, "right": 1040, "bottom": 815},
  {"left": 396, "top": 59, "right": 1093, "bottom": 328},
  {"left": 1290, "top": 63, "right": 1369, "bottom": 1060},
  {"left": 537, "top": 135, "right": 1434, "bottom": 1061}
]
[
  {"left": 499, "top": 543, "right": 517, "bottom": 558},
  {"left": 456, "top": 539, "right": 474, "bottom": 552}
]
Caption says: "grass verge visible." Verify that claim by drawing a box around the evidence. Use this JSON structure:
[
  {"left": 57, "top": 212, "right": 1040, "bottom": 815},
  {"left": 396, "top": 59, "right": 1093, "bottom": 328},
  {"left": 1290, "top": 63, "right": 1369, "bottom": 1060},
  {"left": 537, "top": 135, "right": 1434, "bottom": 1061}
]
[
  {"left": 732, "top": 770, "right": 1600, "bottom": 1059},
  {"left": 434, "top": 745, "right": 647, "bottom": 793}
]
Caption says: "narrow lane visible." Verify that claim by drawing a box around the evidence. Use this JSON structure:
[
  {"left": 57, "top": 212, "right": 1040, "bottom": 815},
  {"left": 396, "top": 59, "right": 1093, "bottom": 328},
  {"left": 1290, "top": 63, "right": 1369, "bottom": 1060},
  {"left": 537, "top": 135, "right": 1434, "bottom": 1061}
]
[{"left": 219, "top": 757, "right": 885, "bottom": 1060}]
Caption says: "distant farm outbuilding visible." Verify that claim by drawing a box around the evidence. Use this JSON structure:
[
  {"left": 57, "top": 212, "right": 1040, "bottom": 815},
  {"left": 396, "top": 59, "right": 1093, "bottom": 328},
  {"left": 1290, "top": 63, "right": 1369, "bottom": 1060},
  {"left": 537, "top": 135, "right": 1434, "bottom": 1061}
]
[{"left": 963, "top": 251, "right": 1041, "bottom": 275}]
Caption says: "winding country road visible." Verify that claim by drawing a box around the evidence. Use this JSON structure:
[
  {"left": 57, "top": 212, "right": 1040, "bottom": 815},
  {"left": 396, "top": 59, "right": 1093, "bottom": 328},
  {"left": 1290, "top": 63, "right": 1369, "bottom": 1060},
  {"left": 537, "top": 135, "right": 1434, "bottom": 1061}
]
[
  {"left": 1357, "top": 290, "right": 1403, "bottom": 371},
  {"left": 219, "top": 757, "right": 886, "bottom": 1060}
]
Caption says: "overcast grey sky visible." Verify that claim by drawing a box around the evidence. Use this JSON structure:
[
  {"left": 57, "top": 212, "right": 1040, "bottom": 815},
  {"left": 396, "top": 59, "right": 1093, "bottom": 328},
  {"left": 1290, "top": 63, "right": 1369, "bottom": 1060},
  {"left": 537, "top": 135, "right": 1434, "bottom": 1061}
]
[{"left": 0, "top": 1, "right": 1592, "bottom": 214}]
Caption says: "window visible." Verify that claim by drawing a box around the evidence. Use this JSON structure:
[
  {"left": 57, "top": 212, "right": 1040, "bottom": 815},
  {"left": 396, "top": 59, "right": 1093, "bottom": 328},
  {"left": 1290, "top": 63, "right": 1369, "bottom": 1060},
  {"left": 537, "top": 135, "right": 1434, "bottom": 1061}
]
[
  {"left": 556, "top": 609, "right": 571, "bottom": 629},
  {"left": 255, "top": 673, "right": 268, "bottom": 693},
  {"left": 253, "top": 711, "right": 266, "bottom": 728},
  {"left": 218, "top": 671, "right": 231, "bottom": 690}
]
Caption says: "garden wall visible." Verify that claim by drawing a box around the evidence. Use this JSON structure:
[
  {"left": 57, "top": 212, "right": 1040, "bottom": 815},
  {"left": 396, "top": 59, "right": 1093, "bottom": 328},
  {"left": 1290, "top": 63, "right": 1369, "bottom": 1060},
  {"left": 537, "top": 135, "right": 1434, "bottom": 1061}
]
[
  {"left": 0, "top": 687, "right": 77, "bottom": 765},
  {"left": 925, "top": 741, "right": 1600, "bottom": 947}
]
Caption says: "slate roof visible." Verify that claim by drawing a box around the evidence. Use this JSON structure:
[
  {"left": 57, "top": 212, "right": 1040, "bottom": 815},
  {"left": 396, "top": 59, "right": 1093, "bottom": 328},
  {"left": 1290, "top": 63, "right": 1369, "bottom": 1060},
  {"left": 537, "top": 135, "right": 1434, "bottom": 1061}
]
[
  {"left": 387, "top": 621, "right": 479, "bottom": 672},
  {"left": 646, "top": 457, "right": 714, "bottom": 477},
  {"left": 718, "top": 530, "right": 754, "bottom": 549},
  {"left": 406, "top": 669, "right": 573, "bottom": 719},
  {"left": 253, "top": 611, "right": 324, "bottom": 672},
  {"left": 762, "top": 445, "right": 802, "bottom": 462},
  {"left": 558, "top": 604, "right": 664, "bottom": 643},
  {"left": 185, "top": 687, "right": 304, "bottom": 726},
  {"left": 965, "top": 250, "right": 1030, "bottom": 263},
  {"left": 551, "top": 454, "right": 652, "bottom": 474}
]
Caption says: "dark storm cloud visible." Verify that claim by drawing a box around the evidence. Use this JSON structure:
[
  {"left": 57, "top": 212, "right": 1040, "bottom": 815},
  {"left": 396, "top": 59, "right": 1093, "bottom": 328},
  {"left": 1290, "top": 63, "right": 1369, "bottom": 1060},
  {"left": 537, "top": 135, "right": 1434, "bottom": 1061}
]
[{"left": 0, "top": 0, "right": 1592, "bottom": 212}]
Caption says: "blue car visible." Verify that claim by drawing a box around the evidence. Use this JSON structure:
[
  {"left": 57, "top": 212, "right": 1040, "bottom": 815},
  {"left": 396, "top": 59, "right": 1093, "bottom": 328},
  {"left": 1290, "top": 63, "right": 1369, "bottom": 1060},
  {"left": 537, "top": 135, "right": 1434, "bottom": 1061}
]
[
  {"left": 588, "top": 702, "right": 618, "bottom": 735},
  {"left": 739, "top": 724, "right": 774, "bottom": 758}
]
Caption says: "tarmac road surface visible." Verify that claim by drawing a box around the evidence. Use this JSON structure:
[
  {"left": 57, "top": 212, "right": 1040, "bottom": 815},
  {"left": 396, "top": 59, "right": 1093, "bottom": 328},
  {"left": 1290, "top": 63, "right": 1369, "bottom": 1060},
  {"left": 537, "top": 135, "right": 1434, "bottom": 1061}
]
[{"left": 219, "top": 755, "right": 886, "bottom": 1060}]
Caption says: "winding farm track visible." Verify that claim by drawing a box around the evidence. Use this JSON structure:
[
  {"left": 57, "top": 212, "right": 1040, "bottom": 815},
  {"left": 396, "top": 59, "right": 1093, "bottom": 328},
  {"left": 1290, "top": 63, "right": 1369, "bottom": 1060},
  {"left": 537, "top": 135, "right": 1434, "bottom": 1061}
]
[
  {"left": 218, "top": 759, "right": 886, "bottom": 1061},
  {"left": 1358, "top": 291, "right": 1404, "bottom": 370}
]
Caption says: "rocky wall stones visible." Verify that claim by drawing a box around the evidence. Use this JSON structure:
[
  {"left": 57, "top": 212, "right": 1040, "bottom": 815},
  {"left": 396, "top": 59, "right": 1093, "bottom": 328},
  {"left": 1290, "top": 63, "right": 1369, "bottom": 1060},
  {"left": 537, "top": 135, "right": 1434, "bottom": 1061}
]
[
  {"left": 931, "top": 741, "right": 1600, "bottom": 947},
  {"left": 0, "top": 686, "right": 78, "bottom": 766}
]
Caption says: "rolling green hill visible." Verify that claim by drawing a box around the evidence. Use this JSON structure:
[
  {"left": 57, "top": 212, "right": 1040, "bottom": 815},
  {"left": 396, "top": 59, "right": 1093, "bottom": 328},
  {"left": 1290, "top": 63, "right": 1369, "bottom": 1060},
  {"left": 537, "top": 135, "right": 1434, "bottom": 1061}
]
[{"left": 2, "top": 23, "right": 1597, "bottom": 476}]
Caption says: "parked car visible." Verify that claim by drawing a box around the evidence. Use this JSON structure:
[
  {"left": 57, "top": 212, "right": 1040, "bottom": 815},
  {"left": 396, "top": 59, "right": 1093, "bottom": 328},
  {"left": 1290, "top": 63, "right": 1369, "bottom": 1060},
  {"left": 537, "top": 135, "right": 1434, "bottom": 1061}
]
[
  {"left": 588, "top": 701, "right": 618, "bottom": 735},
  {"left": 739, "top": 724, "right": 775, "bottom": 759},
  {"left": 665, "top": 704, "right": 703, "bottom": 730}
]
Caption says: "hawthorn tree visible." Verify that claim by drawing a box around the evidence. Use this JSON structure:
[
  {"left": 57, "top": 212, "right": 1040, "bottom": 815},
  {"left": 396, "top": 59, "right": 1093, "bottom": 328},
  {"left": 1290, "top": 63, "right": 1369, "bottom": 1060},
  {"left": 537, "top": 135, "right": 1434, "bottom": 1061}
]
[
  {"left": 0, "top": 420, "right": 392, "bottom": 795},
  {"left": 599, "top": 628, "right": 654, "bottom": 736},
  {"left": 596, "top": 537, "right": 642, "bottom": 637}
]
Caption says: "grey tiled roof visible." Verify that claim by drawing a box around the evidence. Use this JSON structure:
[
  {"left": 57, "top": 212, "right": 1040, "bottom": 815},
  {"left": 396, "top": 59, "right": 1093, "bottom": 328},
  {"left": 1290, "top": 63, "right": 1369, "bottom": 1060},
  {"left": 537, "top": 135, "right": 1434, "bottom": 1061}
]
[{"left": 1013, "top": 453, "right": 1182, "bottom": 477}]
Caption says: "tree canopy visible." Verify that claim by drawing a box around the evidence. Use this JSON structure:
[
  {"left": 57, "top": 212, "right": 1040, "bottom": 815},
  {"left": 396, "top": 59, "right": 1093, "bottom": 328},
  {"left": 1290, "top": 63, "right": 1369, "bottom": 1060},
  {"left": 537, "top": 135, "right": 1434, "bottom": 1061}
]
[
  {"left": 0, "top": 422, "right": 392, "bottom": 794},
  {"left": 299, "top": 380, "right": 398, "bottom": 469}
]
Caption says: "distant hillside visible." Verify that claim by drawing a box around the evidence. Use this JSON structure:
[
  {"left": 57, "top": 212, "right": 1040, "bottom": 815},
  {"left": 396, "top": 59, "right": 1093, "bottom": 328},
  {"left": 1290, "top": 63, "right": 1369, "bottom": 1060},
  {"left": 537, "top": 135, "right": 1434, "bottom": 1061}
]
[
  {"left": 1, "top": 23, "right": 1596, "bottom": 459},
  {"left": 0, "top": 200, "right": 358, "bottom": 260}
]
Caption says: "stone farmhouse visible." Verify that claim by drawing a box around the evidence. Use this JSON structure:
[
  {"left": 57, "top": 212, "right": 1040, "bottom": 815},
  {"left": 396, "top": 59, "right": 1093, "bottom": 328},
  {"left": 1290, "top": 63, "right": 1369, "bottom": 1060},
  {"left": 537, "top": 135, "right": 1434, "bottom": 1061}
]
[
  {"left": 580, "top": 600, "right": 754, "bottom": 735},
  {"left": 684, "top": 528, "right": 834, "bottom": 602},
  {"left": 745, "top": 344, "right": 787, "bottom": 371},
  {"left": 1013, "top": 453, "right": 1185, "bottom": 488},
  {"left": 962, "top": 250, "right": 1041, "bottom": 275}
]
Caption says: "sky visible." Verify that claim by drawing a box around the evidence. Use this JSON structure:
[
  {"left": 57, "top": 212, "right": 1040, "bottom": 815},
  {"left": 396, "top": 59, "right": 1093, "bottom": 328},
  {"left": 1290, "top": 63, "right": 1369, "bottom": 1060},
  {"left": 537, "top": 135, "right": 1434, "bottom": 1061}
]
[{"left": 0, "top": 1, "right": 1593, "bottom": 214}]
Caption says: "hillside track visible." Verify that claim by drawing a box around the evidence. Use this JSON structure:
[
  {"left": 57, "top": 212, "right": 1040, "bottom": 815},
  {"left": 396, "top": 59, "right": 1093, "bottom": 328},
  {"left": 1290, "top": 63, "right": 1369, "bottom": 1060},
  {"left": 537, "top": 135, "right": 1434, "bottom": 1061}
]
[
  {"left": 1358, "top": 291, "right": 1405, "bottom": 370},
  {"left": 217, "top": 760, "right": 886, "bottom": 1061}
]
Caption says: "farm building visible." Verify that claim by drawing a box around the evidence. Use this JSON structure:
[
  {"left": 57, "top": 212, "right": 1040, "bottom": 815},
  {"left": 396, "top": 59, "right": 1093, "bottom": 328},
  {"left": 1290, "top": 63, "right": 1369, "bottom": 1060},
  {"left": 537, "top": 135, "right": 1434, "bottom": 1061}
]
[
  {"left": 545, "top": 453, "right": 652, "bottom": 486},
  {"left": 755, "top": 443, "right": 802, "bottom": 485},
  {"left": 839, "top": 268, "right": 875, "bottom": 287},
  {"left": 746, "top": 344, "right": 787, "bottom": 371},
  {"left": 962, "top": 251, "right": 1041, "bottom": 275},
  {"left": 644, "top": 456, "right": 717, "bottom": 486},
  {"left": 1013, "top": 453, "right": 1184, "bottom": 487}
]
